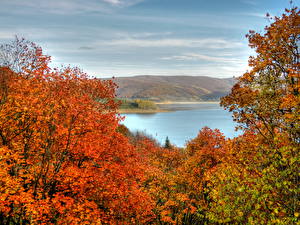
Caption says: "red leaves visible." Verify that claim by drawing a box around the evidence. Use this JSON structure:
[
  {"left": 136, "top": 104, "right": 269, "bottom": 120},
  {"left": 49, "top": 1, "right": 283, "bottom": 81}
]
[{"left": 0, "top": 39, "right": 154, "bottom": 224}]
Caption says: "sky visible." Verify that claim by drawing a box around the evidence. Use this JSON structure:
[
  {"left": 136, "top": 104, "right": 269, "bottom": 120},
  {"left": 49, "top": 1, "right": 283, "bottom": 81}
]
[{"left": 0, "top": 0, "right": 298, "bottom": 78}]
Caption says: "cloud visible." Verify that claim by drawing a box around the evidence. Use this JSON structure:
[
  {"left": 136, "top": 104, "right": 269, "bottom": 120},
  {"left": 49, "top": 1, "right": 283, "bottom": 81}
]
[
  {"left": 0, "top": 28, "right": 61, "bottom": 41},
  {"left": 240, "top": 0, "right": 257, "bottom": 6},
  {"left": 101, "top": 0, "right": 145, "bottom": 7},
  {"left": 0, "top": 0, "right": 145, "bottom": 14},
  {"left": 78, "top": 46, "right": 94, "bottom": 50},
  {"left": 243, "top": 12, "right": 266, "bottom": 18},
  {"left": 117, "top": 32, "right": 173, "bottom": 39},
  {"left": 161, "top": 53, "right": 242, "bottom": 63},
  {"left": 102, "top": 0, "right": 122, "bottom": 5},
  {"left": 103, "top": 38, "right": 243, "bottom": 49},
  {"left": 0, "top": 32, "right": 16, "bottom": 40},
  {"left": 83, "top": 63, "right": 247, "bottom": 78}
]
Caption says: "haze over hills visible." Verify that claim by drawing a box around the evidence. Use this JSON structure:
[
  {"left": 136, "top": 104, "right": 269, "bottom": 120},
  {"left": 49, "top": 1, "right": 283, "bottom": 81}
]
[{"left": 113, "top": 75, "right": 236, "bottom": 102}]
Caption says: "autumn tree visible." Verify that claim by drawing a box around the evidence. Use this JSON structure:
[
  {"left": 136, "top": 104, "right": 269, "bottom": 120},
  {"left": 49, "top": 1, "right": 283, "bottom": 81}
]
[
  {"left": 0, "top": 37, "right": 50, "bottom": 76},
  {"left": 130, "top": 127, "right": 227, "bottom": 224},
  {"left": 221, "top": 7, "right": 299, "bottom": 143},
  {"left": 209, "top": 7, "right": 300, "bottom": 224},
  {"left": 0, "top": 38, "right": 154, "bottom": 224},
  {"left": 157, "top": 128, "right": 227, "bottom": 224},
  {"left": 127, "top": 131, "right": 187, "bottom": 224}
]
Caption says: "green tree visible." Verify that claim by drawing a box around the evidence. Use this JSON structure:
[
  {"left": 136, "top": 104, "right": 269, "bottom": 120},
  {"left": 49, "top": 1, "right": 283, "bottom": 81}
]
[{"left": 164, "top": 136, "right": 172, "bottom": 149}]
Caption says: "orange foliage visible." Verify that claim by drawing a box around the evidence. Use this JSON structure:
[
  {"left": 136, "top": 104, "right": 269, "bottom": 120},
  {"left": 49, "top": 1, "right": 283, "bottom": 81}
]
[
  {"left": 213, "top": 7, "right": 300, "bottom": 224},
  {"left": 221, "top": 7, "right": 300, "bottom": 143},
  {"left": 0, "top": 38, "right": 154, "bottom": 224},
  {"left": 169, "top": 128, "right": 227, "bottom": 223},
  {"left": 135, "top": 128, "right": 228, "bottom": 224}
]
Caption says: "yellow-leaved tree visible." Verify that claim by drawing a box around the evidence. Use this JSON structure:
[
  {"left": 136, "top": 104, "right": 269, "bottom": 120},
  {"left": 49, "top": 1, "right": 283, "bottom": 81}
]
[{"left": 208, "top": 6, "right": 299, "bottom": 224}]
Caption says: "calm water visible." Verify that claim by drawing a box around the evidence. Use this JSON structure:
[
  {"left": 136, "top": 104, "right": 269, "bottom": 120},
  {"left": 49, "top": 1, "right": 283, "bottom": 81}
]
[{"left": 121, "top": 103, "right": 240, "bottom": 147}]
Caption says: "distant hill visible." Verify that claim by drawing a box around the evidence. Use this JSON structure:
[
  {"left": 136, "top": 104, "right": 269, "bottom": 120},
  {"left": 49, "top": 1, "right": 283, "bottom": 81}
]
[{"left": 112, "top": 75, "right": 236, "bottom": 102}]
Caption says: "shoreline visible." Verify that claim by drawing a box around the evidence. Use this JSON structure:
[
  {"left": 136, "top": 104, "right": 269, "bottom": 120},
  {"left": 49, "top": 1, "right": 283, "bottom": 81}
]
[
  {"left": 156, "top": 101, "right": 219, "bottom": 105},
  {"left": 117, "top": 108, "right": 170, "bottom": 114},
  {"left": 118, "top": 101, "right": 220, "bottom": 114}
]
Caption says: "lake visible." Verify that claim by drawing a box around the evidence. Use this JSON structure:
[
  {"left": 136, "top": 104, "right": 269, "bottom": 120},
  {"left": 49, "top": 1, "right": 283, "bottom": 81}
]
[{"left": 121, "top": 103, "right": 240, "bottom": 147}]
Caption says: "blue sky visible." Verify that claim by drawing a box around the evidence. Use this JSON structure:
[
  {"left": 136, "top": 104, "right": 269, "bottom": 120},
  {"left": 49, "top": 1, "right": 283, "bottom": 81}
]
[{"left": 0, "top": 0, "right": 298, "bottom": 78}]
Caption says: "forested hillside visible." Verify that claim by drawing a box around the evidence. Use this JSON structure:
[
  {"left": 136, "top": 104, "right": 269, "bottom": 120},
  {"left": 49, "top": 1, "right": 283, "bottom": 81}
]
[{"left": 114, "top": 75, "right": 235, "bottom": 101}]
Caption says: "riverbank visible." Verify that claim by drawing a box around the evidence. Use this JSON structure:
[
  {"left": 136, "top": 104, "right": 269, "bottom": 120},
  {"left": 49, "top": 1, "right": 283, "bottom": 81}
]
[
  {"left": 156, "top": 101, "right": 219, "bottom": 105},
  {"left": 118, "top": 108, "right": 170, "bottom": 114},
  {"left": 157, "top": 101, "right": 220, "bottom": 111},
  {"left": 118, "top": 101, "right": 220, "bottom": 114}
]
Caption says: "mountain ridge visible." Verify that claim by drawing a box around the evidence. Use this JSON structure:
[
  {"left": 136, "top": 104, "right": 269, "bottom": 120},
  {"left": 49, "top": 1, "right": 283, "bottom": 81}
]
[{"left": 112, "top": 75, "right": 236, "bottom": 102}]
